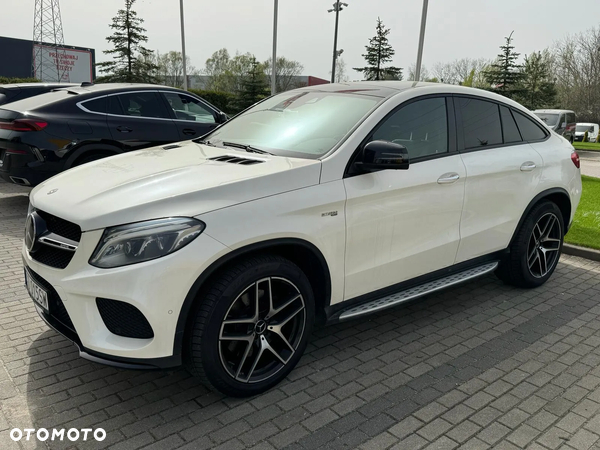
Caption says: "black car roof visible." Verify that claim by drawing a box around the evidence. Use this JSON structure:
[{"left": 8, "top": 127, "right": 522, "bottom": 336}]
[
  {"left": 0, "top": 82, "right": 78, "bottom": 90},
  {"left": 53, "top": 83, "right": 181, "bottom": 95},
  {"left": 0, "top": 83, "right": 192, "bottom": 112}
]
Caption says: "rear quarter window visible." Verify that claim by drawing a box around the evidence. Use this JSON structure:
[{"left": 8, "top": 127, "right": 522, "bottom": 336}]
[
  {"left": 81, "top": 96, "right": 107, "bottom": 114},
  {"left": 513, "top": 111, "right": 548, "bottom": 141}
]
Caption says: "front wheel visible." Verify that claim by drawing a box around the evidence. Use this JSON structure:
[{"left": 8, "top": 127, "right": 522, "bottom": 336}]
[
  {"left": 186, "top": 255, "right": 314, "bottom": 397},
  {"left": 496, "top": 201, "right": 564, "bottom": 288}
]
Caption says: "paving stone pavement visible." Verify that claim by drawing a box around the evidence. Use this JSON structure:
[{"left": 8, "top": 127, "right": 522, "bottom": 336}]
[{"left": 2, "top": 178, "right": 600, "bottom": 450}]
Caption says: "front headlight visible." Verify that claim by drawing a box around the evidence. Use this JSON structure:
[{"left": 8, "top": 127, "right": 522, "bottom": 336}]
[{"left": 89, "top": 217, "right": 205, "bottom": 268}]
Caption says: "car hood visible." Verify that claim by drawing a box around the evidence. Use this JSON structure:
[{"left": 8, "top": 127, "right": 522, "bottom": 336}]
[{"left": 30, "top": 141, "right": 322, "bottom": 231}]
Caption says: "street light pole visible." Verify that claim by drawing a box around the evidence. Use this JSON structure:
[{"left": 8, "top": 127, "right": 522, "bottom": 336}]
[
  {"left": 271, "top": 0, "right": 278, "bottom": 95},
  {"left": 179, "top": 0, "right": 188, "bottom": 90},
  {"left": 329, "top": 2, "right": 348, "bottom": 84},
  {"left": 414, "top": 0, "right": 429, "bottom": 82}
]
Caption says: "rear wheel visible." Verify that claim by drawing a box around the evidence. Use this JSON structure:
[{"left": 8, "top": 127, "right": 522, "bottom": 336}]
[
  {"left": 186, "top": 255, "right": 314, "bottom": 397},
  {"left": 496, "top": 201, "right": 564, "bottom": 288}
]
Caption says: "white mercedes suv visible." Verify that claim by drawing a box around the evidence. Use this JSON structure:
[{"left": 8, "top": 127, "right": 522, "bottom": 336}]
[{"left": 22, "top": 82, "right": 582, "bottom": 396}]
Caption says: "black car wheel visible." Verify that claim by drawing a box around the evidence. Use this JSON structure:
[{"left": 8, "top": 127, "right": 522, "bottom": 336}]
[
  {"left": 186, "top": 255, "right": 314, "bottom": 397},
  {"left": 496, "top": 201, "right": 564, "bottom": 288}
]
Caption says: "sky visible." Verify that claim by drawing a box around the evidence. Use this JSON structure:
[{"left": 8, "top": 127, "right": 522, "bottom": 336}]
[{"left": 2, "top": 0, "right": 599, "bottom": 81}]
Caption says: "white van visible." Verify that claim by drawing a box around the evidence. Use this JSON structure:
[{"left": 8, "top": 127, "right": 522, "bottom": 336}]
[
  {"left": 575, "top": 123, "right": 599, "bottom": 142},
  {"left": 534, "top": 109, "right": 577, "bottom": 143}
]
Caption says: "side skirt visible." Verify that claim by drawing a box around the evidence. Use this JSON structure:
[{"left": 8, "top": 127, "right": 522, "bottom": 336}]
[{"left": 326, "top": 252, "right": 505, "bottom": 323}]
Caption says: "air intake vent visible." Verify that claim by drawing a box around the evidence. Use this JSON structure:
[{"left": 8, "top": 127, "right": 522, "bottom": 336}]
[
  {"left": 208, "top": 155, "right": 264, "bottom": 166},
  {"left": 97, "top": 298, "right": 154, "bottom": 339}
]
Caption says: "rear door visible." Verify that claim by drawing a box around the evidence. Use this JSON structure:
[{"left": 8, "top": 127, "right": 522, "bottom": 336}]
[
  {"left": 160, "top": 91, "right": 220, "bottom": 140},
  {"left": 106, "top": 91, "right": 180, "bottom": 151},
  {"left": 455, "top": 97, "right": 545, "bottom": 263}
]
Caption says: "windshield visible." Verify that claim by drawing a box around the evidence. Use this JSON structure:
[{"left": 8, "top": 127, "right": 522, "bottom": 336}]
[
  {"left": 202, "top": 91, "right": 382, "bottom": 159},
  {"left": 576, "top": 125, "right": 594, "bottom": 132},
  {"left": 534, "top": 113, "right": 559, "bottom": 127}
]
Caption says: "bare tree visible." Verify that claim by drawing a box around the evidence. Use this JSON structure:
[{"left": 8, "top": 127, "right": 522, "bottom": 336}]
[
  {"left": 431, "top": 58, "right": 488, "bottom": 85},
  {"left": 264, "top": 56, "right": 304, "bottom": 92},
  {"left": 335, "top": 57, "right": 349, "bottom": 83},
  {"left": 155, "top": 51, "right": 196, "bottom": 88},
  {"left": 553, "top": 27, "right": 600, "bottom": 122},
  {"left": 407, "top": 64, "right": 430, "bottom": 81}
]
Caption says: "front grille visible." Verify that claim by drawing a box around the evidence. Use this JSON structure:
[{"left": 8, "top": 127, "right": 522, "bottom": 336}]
[
  {"left": 37, "top": 210, "right": 82, "bottom": 242},
  {"left": 30, "top": 246, "right": 73, "bottom": 269},
  {"left": 96, "top": 298, "right": 154, "bottom": 339},
  {"left": 27, "top": 268, "right": 75, "bottom": 331},
  {"left": 30, "top": 211, "right": 81, "bottom": 269}
]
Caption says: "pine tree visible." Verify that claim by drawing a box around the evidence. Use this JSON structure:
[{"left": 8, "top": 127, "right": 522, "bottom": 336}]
[
  {"left": 353, "top": 18, "right": 403, "bottom": 81},
  {"left": 515, "top": 50, "right": 557, "bottom": 110},
  {"left": 236, "top": 57, "right": 269, "bottom": 111},
  {"left": 484, "top": 31, "right": 524, "bottom": 98},
  {"left": 96, "top": 0, "right": 159, "bottom": 83}
]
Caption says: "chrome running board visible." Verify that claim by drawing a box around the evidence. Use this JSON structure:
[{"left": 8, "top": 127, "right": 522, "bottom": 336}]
[{"left": 339, "top": 262, "right": 499, "bottom": 321}]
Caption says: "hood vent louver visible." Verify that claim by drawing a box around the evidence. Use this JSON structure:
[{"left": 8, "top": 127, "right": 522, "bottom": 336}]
[{"left": 208, "top": 155, "right": 264, "bottom": 166}]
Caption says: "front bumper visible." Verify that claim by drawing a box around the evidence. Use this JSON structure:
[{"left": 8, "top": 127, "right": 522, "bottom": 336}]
[
  {"left": 23, "top": 230, "right": 229, "bottom": 366},
  {"left": 34, "top": 299, "right": 178, "bottom": 369}
]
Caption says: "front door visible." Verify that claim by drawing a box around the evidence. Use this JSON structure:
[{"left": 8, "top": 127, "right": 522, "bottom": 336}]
[
  {"left": 106, "top": 91, "right": 180, "bottom": 152},
  {"left": 160, "top": 91, "right": 220, "bottom": 140},
  {"left": 343, "top": 96, "right": 466, "bottom": 300}
]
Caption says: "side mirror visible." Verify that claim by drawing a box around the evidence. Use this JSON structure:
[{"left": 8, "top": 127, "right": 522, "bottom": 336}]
[
  {"left": 217, "top": 112, "right": 229, "bottom": 124},
  {"left": 561, "top": 122, "right": 567, "bottom": 128},
  {"left": 355, "top": 140, "right": 410, "bottom": 172}
]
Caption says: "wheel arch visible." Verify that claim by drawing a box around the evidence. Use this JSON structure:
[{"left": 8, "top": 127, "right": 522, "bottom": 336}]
[
  {"left": 63, "top": 142, "right": 124, "bottom": 169},
  {"left": 510, "top": 187, "right": 572, "bottom": 246},
  {"left": 173, "top": 238, "right": 332, "bottom": 358}
]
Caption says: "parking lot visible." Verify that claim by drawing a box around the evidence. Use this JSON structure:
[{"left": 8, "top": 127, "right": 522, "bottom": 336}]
[{"left": 1, "top": 180, "right": 600, "bottom": 450}]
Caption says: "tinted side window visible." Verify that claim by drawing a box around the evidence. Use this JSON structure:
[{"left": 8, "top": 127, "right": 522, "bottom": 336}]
[
  {"left": 371, "top": 97, "right": 448, "bottom": 159},
  {"left": 567, "top": 113, "right": 576, "bottom": 124},
  {"left": 107, "top": 95, "right": 124, "bottom": 115},
  {"left": 116, "top": 92, "right": 170, "bottom": 119},
  {"left": 162, "top": 92, "right": 216, "bottom": 123},
  {"left": 458, "top": 97, "right": 502, "bottom": 149},
  {"left": 82, "top": 96, "right": 107, "bottom": 113},
  {"left": 513, "top": 111, "right": 548, "bottom": 141},
  {"left": 500, "top": 106, "right": 522, "bottom": 144}
]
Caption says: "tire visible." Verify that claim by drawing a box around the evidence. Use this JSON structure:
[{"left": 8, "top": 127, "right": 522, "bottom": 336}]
[
  {"left": 186, "top": 255, "right": 315, "bottom": 397},
  {"left": 496, "top": 201, "right": 564, "bottom": 288},
  {"left": 73, "top": 152, "right": 112, "bottom": 167}
]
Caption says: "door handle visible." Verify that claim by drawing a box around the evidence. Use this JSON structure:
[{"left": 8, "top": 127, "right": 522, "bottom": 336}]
[
  {"left": 437, "top": 172, "right": 460, "bottom": 184},
  {"left": 182, "top": 128, "right": 197, "bottom": 136},
  {"left": 116, "top": 126, "right": 132, "bottom": 133},
  {"left": 520, "top": 161, "right": 537, "bottom": 172}
]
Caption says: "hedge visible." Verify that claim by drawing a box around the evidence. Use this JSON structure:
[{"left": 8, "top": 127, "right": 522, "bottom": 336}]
[
  {"left": 188, "top": 89, "right": 240, "bottom": 115},
  {"left": 0, "top": 77, "right": 40, "bottom": 84}
]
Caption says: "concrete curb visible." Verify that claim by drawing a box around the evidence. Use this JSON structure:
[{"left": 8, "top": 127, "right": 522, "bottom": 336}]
[{"left": 563, "top": 243, "right": 600, "bottom": 262}]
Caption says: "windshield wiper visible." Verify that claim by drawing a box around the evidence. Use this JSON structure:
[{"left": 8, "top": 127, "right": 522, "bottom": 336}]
[{"left": 222, "top": 141, "right": 275, "bottom": 156}]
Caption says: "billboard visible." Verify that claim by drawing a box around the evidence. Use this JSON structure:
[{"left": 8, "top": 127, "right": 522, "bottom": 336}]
[
  {"left": 0, "top": 36, "right": 95, "bottom": 81},
  {"left": 33, "top": 44, "right": 93, "bottom": 83}
]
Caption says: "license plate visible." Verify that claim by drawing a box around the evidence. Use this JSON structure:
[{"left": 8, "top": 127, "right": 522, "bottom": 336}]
[{"left": 24, "top": 269, "right": 49, "bottom": 311}]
